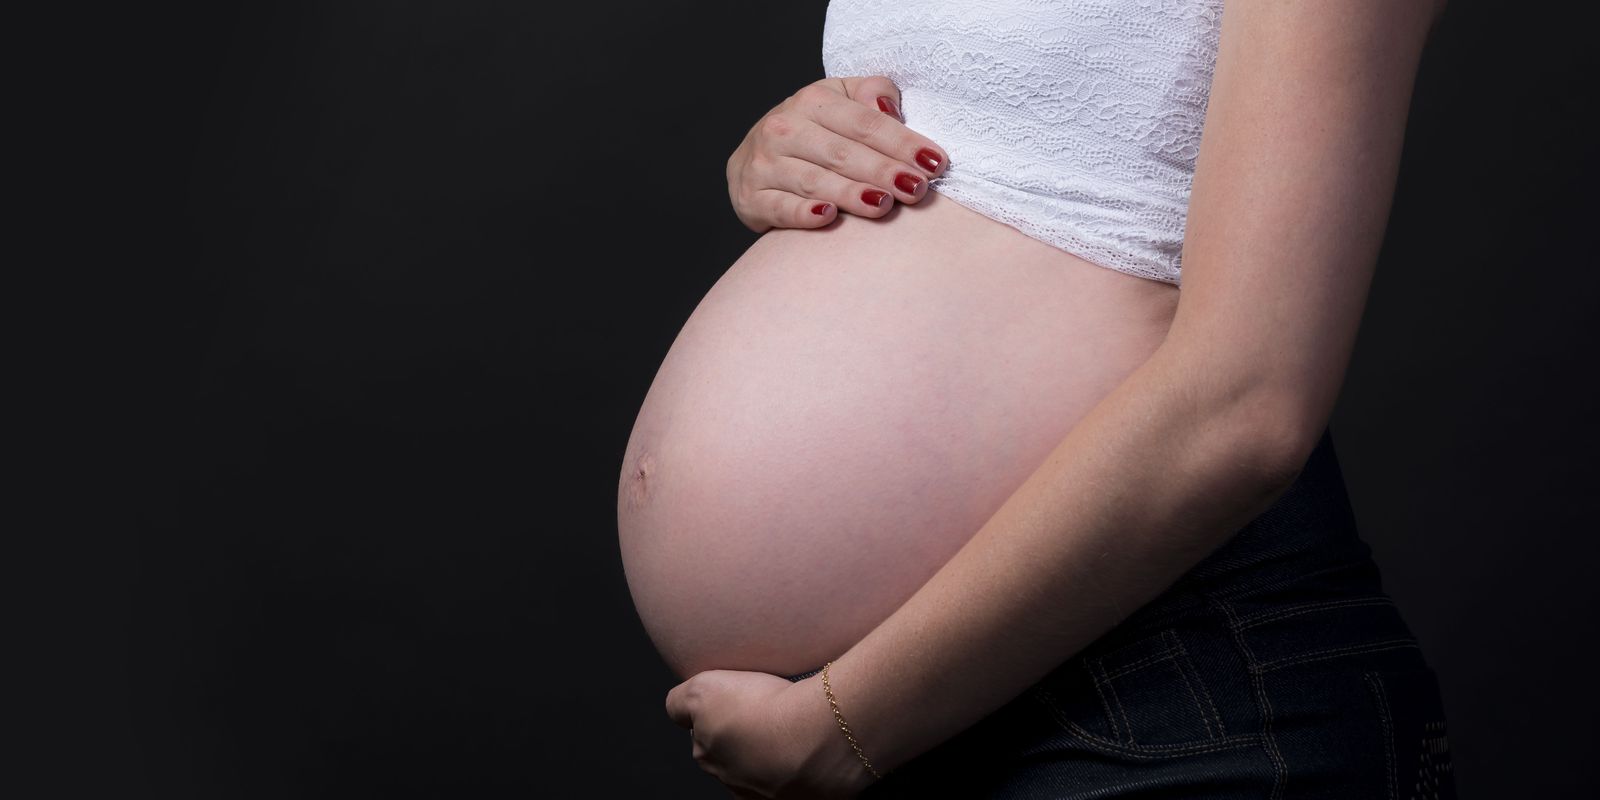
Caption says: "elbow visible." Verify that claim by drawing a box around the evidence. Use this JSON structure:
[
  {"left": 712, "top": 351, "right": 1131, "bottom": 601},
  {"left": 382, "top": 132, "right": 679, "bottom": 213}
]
[
  {"left": 1150, "top": 336, "right": 1333, "bottom": 495},
  {"left": 1222, "top": 388, "right": 1324, "bottom": 494}
]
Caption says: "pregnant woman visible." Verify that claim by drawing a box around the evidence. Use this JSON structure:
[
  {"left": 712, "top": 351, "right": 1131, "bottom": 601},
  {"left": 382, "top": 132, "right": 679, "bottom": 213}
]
[{"left": 624, "top": 0, "right": 1455, "bottom": 797}]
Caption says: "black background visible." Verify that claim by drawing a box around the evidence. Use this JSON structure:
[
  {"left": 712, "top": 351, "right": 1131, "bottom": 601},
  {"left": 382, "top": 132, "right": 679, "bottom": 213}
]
[{"left": 70, "top": 1, "right": 1596, "bottom": 796}]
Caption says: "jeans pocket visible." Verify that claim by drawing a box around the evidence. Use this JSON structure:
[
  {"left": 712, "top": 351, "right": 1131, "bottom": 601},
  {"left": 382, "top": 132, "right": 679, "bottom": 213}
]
[
  {"left": 1030, "top": 627, "right": 1229, "bottom": 753},
  {"left": 1362, "top": 665, "right": 1457, "bottom": 800}
]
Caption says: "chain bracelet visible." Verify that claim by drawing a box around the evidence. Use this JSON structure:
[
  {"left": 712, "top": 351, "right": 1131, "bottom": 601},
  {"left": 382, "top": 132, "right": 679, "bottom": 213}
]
[{"left": 820, "top": 660, "right": 884, "bottom": 780}]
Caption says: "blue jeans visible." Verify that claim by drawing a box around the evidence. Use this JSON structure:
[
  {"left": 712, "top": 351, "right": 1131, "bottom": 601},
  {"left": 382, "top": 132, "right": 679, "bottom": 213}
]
[{"left": 787, "top": 428, "right": 1457, "bottom": 798}]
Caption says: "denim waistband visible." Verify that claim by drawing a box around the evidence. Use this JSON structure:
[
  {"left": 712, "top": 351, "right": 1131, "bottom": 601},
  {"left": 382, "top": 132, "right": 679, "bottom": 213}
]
[{"left": 788, "top": 427, "right": 1375, "bottom": 683}]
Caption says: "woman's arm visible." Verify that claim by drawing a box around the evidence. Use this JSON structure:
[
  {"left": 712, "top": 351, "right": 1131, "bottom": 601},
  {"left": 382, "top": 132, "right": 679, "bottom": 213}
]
[{"left": 808, "top": 0, "right": 1446, "bottom": 790}]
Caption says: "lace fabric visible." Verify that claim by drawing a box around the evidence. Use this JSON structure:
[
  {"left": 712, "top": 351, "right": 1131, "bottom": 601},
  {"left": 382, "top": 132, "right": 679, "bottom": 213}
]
[{"left": 822, "top": 0, "right": 1226, "bottom": 286}]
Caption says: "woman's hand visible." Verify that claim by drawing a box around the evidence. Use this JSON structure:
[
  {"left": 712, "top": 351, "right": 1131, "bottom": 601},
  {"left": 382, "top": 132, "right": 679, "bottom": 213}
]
[
  {"left": 666, "top": 669, "right": 877, "bottom": 799},
  {"left": 727, "top": 75, "right": 950, "bottom": 233}
]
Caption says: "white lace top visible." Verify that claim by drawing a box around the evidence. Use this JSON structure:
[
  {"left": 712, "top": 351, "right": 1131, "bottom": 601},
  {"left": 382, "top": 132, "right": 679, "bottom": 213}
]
[{"left": 822, "top": 0, "right": 1226, "bottom": 286}]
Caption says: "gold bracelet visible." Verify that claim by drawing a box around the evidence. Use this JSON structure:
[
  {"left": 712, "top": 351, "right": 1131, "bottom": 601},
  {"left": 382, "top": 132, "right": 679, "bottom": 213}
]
[{"left": 820, "top": 660, "right": 884, "bottom": 780}]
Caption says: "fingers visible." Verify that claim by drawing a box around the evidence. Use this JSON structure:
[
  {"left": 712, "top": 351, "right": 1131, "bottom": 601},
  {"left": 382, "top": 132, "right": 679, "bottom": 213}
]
[
  {"left": 771, "top": 124, "right": 930, "bottom": 211},
  {"left": 794, "top": 81, "right": 949, "bottom": 182},
  {"left": 746, "top": 188, "right": 840, "bottom": 230},
  {"left": 730, "top": 75, "right": 950, "bottom": 232},
  {"left": 746, "top": 93, "right": 933, "bottom": 217},
  {"left": 842, "top": 74, "right": 903, "bottom": 122},
  {"left": 765, "top": 154, "right": 910, "bottom": 217}
]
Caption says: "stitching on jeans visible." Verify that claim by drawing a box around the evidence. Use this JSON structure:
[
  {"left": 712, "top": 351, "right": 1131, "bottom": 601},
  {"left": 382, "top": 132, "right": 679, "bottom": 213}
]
[
  {"left": 1064, "top": 725, "right": 1259, "bottom": 757},
  {"left": 1238, "top": 595, "right": 1393, "bottom": 626},
  {"left": 1085, "top": 659, "right": 1122, "bottom": 743},
  {"left": 1173, "top": 632, "right": 1227, "bottom": 737},
  {"left": 1089, "top": 626, "right": 1178, "bottom": 666},
  {"left": 1038, "top": 689, "right": 1262, "bottom": 756},
  {"left": 1168, "top": 645, "right": 1216, "bottom": 740},
  {"left": 1212, "top": 593, "right": 1288, "bottom": 800},
  {"left": 1364, "top": 672, "right": 1398, "bottom": 800},
  {"left": 1098, "top": 647, "right": 1177, "bottom": 681},
  {"left": 1055, "top": 717, "right": 1261, "bottom": 758},
  {"left": 1256, "top": 639, "right": 1421, "bottom": 673},
  {"left": 1093, "top": 658, "right": 1135, "bottom": 746},
  {"left": 1032, "top": 656, "right": 1259, "bottom": 757},
  {"left": 1168, "top": 631, "right": 1226, "bottom": 739},
  {"left": 1237, "top": 596, "right": 1397, "bottom": 630}
]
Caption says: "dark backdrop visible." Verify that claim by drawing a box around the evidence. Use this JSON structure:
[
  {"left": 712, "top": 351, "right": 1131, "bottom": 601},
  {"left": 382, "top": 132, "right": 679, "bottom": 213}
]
[{"left": 86, "top": 1, "right": 1594, "bottom": 796}]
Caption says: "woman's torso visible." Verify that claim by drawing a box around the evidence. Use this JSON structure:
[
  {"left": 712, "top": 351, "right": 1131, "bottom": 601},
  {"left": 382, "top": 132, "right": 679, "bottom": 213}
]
[{"left": 618, "top": 0, "right": 1221, "bottom": 680}]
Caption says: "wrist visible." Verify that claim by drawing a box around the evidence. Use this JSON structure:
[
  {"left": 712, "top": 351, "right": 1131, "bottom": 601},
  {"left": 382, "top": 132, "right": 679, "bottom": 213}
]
[{"left": 784, "top": 674, "right": 884, "bottom": 797}]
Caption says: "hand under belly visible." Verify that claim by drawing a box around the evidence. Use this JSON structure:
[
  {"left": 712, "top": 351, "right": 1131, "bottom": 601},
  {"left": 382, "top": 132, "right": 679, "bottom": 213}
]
[{"left": 617, "top": 192, "right": 1179, "bottom": 680}]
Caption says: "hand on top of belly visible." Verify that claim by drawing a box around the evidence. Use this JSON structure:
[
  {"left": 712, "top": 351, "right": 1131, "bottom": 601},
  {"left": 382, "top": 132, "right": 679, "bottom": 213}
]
[{"left": 726, "top": 75, "right": 949, "bottom": 234}]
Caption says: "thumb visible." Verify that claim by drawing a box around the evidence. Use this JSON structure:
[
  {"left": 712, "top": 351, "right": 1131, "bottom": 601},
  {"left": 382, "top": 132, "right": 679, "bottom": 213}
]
[
  {"left": 665, "top": 679, "right": 697, "bottom": 730},
  {"left": 839, "top": 74, "right": 904, "bottom": 123}
]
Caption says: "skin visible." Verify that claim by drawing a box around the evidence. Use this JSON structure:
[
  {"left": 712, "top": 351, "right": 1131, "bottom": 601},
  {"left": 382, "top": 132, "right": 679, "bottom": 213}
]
[
  {"left": 725, "top": 75, "right": 951, "bottom": 232},
  {"left": 621, "top": 186, "right": 1179, "bottom": 682},
  {"left": 665, "top": 0, "right": 1450, "bottom": 796}
]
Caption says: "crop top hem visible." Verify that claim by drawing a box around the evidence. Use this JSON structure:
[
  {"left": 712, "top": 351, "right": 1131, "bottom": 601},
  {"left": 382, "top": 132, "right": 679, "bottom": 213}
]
[{"left": 928, "top": 178, "right": 1184, "bottom": 288}]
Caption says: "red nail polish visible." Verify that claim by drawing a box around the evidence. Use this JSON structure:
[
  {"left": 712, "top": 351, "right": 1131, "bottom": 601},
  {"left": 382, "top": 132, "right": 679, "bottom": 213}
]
[
  {"left": 876, "top": 96, "right": 902, "bottom": 121},
  {"left": 861, "top": 189, "right": 890, "bottom": 207},
  {"left": 894, "top": 172, "right": 923, "bottom": 195},
  {"left": 811, "top": 202, "right": 832, "bottom": 216},
  {"left": 915, "top": 148, "right": 942, "bottom": 173}
]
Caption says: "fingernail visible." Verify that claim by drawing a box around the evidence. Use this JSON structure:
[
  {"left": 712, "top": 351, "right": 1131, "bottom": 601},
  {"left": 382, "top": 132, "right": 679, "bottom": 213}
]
[
  {"left": 894, "top": 172, "right": 923, "bottom": 195},
  {"left": 915, "top": 148, "right": 943, "bottom": 173},
  {"left": 876, "top": 96, "right": 902, "bottom": 122},
  {"left": 861, "top": 189, "right": 890, "bottom": 207},
  {"left": 811, "top": 202, "right": 832, "bottom": 216}
]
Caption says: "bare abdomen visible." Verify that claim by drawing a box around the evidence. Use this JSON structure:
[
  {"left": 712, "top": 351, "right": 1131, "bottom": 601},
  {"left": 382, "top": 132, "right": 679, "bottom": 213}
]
[{"left": 617, "top": 192, "right": 1178, "bottom": 680}]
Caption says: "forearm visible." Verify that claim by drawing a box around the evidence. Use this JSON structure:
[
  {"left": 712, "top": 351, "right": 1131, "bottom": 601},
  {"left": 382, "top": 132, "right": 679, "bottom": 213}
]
[
  {"left": 822, "top": 336, "right": 1314, "bottom": 780},
  {"left": 805, "top": 0, "right": 1435, "bottom": 789}
]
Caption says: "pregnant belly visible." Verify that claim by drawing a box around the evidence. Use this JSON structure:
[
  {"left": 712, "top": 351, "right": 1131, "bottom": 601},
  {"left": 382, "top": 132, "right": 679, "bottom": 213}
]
[{"left": 617, "top": 192, "right": 1180, "bottom": 680}]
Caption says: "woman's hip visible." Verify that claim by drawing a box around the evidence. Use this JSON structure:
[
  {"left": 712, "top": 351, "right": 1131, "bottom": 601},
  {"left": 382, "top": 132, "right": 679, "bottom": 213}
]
[
  {"left": 857, "top": 428, "right": 1456, "bottom": 796},
  {"left": 859, "top": 585, "right": 1455, "bottom": 798}
]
